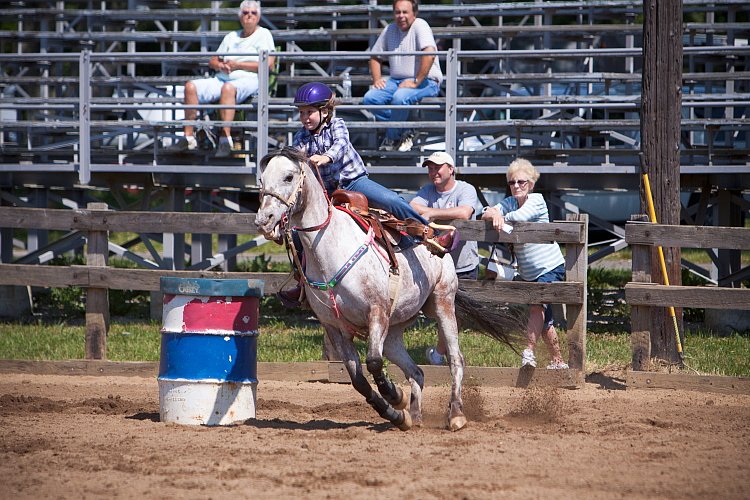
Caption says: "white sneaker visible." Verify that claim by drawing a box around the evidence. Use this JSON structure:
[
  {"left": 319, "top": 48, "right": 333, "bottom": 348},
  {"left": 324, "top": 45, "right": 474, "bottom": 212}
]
[
  {"left": 397, "top": 132, "right": 414, "bottom": 152},
  {"left": 379, "top": 137, "right": 396, "bottom": 151},
  {"left": 547, "top": 361, "right": 569, "bottom": 370},
  {"left": 521, "top": 348, "right": 537, "bottom": 368},
  {"left": 425, "top": 346, "right": 445, "bottom": 366}
]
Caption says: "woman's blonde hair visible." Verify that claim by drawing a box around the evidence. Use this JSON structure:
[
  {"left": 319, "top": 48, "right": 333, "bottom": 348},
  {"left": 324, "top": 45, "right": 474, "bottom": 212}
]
[{"left": 507, "top": 157, "right": 540, "bottom": 184}]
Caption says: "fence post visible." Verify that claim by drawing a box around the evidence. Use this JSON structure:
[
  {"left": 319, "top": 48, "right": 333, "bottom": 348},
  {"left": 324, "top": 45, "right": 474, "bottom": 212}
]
[
  {"left": 564, "top": 214, "right": 588, "bottom": 370},
  {"left": 85, "top": 202, "right": 109, "bottom": 359},
  {"left": 629, "top": 215, "right": 652, "bottom": 370}
]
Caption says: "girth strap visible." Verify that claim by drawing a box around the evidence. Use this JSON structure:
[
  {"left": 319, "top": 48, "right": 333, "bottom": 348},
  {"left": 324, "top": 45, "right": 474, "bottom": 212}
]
[{"left": 335, "top": 205, "right": 400, "bottom": 275}]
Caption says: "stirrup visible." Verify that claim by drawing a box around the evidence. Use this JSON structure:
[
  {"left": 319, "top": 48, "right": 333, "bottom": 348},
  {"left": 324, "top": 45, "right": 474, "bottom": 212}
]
[
  {"left": 428, "top": 222, "right": 456, "bottom": 233},
  {"left": 423, "top": 225, "right": 459, "bottom": 256},
  {"left": 423, "top": 238, "right": 448, "bottom": 256}
]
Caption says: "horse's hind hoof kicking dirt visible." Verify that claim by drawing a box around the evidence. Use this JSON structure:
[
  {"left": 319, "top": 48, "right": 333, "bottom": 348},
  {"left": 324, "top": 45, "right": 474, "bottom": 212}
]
[
  {"left": 255, "top": 148, "right": 517, "bottom": 431},
  {"left": 448, "top": 401, "right": 467, "bottom": 431}
]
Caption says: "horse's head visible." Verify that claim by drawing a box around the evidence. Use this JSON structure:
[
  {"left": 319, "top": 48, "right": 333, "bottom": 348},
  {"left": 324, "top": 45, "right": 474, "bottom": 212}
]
[{"left": 254, "top": 147, "right": 309, "bottom": 240}]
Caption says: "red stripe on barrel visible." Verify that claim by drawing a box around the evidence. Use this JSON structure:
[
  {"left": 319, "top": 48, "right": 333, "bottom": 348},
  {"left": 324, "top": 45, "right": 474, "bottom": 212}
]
[{"left": 164, "top": 294, "right": 259, "bottom": 333}]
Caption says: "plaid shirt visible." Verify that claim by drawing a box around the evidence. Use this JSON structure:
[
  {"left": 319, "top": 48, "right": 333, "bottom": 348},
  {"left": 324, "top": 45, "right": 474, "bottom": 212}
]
[{"left": 293, "top": 117, "right": 367, "bottom": 194}]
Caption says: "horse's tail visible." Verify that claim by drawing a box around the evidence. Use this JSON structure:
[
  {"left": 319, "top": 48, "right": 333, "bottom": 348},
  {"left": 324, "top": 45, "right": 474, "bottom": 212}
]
[{"left": 454, "top": 286, "right": 525, "bottom": 352}]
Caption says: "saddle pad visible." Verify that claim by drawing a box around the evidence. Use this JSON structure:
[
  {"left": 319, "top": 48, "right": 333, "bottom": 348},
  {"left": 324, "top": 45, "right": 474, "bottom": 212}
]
[{"left": 335, "top": 205, "right": 370, "bottom": 233}]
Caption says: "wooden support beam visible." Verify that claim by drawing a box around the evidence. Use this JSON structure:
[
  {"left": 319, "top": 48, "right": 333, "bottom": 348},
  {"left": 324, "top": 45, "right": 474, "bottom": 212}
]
[
  {"left": 628, "top": 371, "right": 750, "bottom": 395},
  {"left": 625, "top": 282, "right": 750, "bottom": 310},
  {"left": 641, "top": 0, "right": 684, "bottom": 364},
  {"left": 85, "top": 202, "right": 109, "bottom": 360},
  {"left": 564, "top": 213, "right": 588, "bottom": 370}
]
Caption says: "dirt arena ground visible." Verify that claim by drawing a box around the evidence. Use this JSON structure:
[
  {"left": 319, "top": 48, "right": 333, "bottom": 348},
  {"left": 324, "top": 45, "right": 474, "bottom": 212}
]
[{"left": 1, "top": 371, "right": 748, "bottom": 499}]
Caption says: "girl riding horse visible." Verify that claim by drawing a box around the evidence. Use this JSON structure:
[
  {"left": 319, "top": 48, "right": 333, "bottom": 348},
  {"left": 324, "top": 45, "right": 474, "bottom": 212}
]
[{"left": 278, "top": 82, "right": 456, "bottom": 307}]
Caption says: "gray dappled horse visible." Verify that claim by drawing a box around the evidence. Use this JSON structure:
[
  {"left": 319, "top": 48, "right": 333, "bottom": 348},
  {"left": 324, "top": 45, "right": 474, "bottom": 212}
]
[{"left": 255, "top": 148, "right": 517, "bottom": 431}]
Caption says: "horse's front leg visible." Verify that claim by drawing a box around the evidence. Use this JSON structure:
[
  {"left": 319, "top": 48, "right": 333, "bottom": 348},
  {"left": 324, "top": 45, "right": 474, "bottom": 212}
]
[
  {"left": 365, "top": 307, "right": 408, "bottom": 413},
  {"left": 324, "top": 324, "right": 411, "bottom": 431}
]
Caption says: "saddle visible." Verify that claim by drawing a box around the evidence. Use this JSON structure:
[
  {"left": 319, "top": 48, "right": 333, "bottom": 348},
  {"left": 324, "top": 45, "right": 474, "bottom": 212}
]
[{"left": 330, "top": 190, "right": 456, "bottom": 272}]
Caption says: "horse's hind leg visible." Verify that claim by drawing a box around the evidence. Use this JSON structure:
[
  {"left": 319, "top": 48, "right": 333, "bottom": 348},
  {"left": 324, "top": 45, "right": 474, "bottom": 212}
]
[
  {"left": 383, "top": 325, "right": 425, "bottom": 426},
  {"left": 423, "top": 282, "right": 467, "bottom": 431},
  {"left": 324, "top": 325, "right": 411, "bottom": 431}
]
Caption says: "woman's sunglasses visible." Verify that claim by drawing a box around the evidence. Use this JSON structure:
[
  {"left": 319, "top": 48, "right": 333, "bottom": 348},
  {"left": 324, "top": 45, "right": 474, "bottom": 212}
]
[{"left": 507, "top": 179, "right": 529, "bottom": 187}]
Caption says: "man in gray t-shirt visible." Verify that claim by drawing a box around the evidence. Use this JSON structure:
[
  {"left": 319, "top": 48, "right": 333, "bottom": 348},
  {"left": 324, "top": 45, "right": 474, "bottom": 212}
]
[
  {"left": 411, "top": 151, "right": 480, "bottom": 365},
  {"left": 410, "top": 151, "right": 480, "bottom": 277},
  {"left": 363, "top": 0, "right": 442, "bottom": 152}
]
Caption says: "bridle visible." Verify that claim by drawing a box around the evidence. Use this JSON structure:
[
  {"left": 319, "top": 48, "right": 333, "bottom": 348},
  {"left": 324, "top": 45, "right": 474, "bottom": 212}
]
[
  {"left": 258, "top": 162, "right": 305, "bottom": 214},
  {"left": 258, "top": 157, "right": 332, "bottom": 233}
]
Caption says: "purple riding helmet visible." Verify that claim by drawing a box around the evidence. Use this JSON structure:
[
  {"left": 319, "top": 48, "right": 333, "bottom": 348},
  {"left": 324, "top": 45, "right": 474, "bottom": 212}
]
[
  {"left": 293, "top": 82, "right": 335, "bottom": 131},
  {"left": 293, "top": 82, "right": 334, "bottom": 108}
]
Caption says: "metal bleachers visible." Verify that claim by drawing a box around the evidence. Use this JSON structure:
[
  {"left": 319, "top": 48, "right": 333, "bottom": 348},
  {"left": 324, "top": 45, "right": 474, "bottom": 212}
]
[{"left": 1, "top": 1, "right": 748, "bottom": 193}]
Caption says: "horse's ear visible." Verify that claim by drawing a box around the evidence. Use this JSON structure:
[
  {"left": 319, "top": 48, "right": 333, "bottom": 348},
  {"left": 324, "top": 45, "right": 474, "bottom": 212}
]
[{"left": 259, "top": 149, "right": 284, "bottom": 173}]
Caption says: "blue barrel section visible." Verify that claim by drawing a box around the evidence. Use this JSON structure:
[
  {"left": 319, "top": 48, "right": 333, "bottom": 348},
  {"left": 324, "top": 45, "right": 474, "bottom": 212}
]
[
  {"left": 158, "top": 332, "right": 258, "bottom": 383},
  {"left": 158, "top": 278, "right": 264, "bottom": 426}
]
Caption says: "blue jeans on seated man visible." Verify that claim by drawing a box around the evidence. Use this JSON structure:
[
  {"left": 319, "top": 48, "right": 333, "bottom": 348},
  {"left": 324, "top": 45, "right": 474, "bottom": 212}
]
[{"left": 362, "top": 78, "right": 440, "bottom": 142}]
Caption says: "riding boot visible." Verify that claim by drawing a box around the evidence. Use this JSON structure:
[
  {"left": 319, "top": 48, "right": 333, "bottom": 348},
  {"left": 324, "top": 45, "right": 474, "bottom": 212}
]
[
  {"left": 394, "top": 218, "right": 459, "bottom": 257},
  {"left": 277, "top": 273, "right": 304, "bottom": 308},
  {"left": 423, "top": 224, "right": 459, "bottom": 257},
  {"left": 277, "top": 283, "right": 302, "bottom": 308}
]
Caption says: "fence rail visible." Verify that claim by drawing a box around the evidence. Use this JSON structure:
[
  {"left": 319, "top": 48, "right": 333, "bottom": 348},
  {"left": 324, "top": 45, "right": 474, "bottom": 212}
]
[{"left": 625, "top": 222, "right": 750, "bottom": 370}]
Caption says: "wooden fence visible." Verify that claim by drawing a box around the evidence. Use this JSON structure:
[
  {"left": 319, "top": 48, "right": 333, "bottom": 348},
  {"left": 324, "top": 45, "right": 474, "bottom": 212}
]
[
  {"left": 0, "top": 205, "right": 588, "bottom": 370},
  {"left": 625, "top": 222, "right": 750, "bottom": 370}
]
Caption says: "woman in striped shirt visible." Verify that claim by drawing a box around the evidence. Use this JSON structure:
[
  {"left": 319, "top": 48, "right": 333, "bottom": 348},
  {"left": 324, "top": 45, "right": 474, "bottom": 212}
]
[{"left": 482, "top": 158, "right": 569, "bottom": 370}]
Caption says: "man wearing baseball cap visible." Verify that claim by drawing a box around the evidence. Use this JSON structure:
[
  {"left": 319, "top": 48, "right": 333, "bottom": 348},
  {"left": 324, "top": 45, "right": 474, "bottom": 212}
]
[{"left": 410, "top": 151, "right": 481, "bottom": 365}]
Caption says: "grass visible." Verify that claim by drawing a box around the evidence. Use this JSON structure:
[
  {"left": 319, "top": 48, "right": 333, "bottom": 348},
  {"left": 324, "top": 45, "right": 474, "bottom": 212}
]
[
  {"left": 679, "top": 331, "right": 750, "bottom": 377},
  {"left": 2, "top": 312, "right": 748, "bottom": 376}
]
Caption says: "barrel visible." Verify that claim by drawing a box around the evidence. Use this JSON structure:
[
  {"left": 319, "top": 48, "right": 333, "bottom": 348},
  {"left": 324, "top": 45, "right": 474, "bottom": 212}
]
[{"left": 158, "top": 277, "right": 264, "bottom": 426}]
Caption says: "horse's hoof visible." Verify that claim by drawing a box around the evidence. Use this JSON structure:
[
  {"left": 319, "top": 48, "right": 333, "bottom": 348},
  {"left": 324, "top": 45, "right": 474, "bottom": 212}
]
[
  {"left": 448, "top": 415, "right": 467, "bottom": 432},
  {"left": 396, "top": 410, "right": 412, "bottom": 431},
  {"left": 392, "top": 387, "right": 408, "bottom": 411}
]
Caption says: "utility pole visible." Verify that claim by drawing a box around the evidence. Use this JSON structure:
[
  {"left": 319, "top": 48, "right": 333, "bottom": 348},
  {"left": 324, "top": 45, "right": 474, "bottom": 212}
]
[{"left": 640, "top": 0, "right": 684, "bottom": 364}]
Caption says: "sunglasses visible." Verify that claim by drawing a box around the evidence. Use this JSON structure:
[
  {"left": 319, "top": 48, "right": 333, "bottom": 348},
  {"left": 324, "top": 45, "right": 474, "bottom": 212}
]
[
  {"left": 242, "top": 10, "right": 258, "bottom": 16},
  {"left": 507, "top": 179, "right": 529, "bottom": 187}
]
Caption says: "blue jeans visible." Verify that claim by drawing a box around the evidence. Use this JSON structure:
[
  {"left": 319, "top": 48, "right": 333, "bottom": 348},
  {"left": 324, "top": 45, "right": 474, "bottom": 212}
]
[
  {"left": 343, "top": 175, "right": 428, "bottom": 225},
  {"left": 362, "top": 78, "right": 440, "bottom": 141}
]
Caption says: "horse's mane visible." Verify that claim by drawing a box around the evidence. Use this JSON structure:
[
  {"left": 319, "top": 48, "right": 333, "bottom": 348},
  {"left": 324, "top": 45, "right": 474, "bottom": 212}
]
[{"left": 259, "top": 147, "right": 309, "bottom": 172}]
